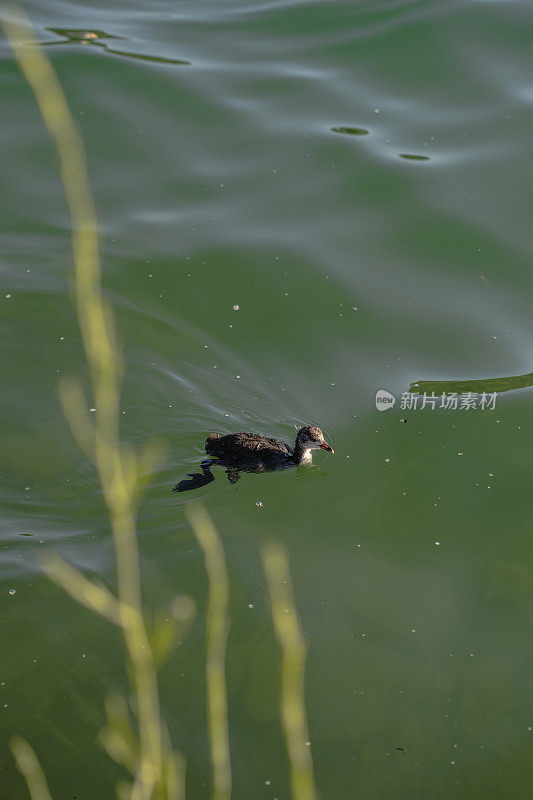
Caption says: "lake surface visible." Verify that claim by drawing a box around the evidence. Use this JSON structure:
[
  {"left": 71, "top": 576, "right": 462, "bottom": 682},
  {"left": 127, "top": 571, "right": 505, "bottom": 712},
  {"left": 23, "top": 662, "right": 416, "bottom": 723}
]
[{"left": 2, "top": 0, "right": 533, "bottom": 797}]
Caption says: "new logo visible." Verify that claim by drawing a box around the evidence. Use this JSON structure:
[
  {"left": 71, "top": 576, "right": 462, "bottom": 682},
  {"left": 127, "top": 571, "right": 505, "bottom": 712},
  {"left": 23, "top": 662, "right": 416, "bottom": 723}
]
[{"left": 375, "top": 389, "right": 396, "bottom": 411}]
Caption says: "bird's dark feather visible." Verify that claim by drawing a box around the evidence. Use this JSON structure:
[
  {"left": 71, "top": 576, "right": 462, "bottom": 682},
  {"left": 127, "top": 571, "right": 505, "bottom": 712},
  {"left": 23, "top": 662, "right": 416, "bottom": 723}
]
[{"left": 205, "top": 431, "right": 293, "bottom": 465}]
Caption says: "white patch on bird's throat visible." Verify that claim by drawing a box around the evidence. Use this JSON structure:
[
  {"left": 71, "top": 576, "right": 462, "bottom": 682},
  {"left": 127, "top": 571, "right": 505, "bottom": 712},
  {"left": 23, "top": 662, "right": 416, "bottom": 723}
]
[{"left": 300, "top": 448, "right": 314, "bottom": 465}]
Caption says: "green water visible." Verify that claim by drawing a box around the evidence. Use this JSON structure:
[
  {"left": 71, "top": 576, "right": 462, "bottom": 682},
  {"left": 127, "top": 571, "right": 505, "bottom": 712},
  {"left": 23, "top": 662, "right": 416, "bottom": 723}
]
[{"left": 2, "top": 1, "right": 533, "bottom": 797}]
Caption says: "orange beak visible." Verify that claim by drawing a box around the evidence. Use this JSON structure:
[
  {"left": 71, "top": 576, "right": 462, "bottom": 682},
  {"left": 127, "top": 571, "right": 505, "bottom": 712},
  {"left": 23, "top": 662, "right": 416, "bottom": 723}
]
[{"left": 320, "top": 441, "right": 334, "bottom": 454}]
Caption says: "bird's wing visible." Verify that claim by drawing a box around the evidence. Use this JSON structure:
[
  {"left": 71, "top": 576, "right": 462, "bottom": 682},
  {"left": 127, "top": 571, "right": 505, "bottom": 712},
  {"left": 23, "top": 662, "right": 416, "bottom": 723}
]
[{"left": 264, "top": 436, "right": 292, "bottom": 454}]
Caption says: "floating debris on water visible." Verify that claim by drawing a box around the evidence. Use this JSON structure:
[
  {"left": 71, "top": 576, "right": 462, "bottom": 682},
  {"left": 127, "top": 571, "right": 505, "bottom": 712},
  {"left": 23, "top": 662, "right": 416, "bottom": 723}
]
[
  {"left": 331, "top": 126, "right": 369, "bottom": 136},
  {"left": 399, "top": 153, "right": 431, "bottom": 161}
]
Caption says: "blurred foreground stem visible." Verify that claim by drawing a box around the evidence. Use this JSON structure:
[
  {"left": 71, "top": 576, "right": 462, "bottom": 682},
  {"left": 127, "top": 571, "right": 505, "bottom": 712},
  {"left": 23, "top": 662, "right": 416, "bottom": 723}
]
[
  {"left": 262, "top": 542, "right": 318, "bottom": 800},
  {"left": 1, "top": 6, "right": 166, "bottom": 798},
  {"left": 186, "top": 504, "right": 231, "bottom": 800}
]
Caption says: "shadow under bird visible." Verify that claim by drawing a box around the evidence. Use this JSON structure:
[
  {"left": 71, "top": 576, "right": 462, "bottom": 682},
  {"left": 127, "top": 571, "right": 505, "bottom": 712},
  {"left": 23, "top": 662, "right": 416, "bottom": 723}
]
[{"left": 173, "top": 424, "right": 334, "bottom": 492}]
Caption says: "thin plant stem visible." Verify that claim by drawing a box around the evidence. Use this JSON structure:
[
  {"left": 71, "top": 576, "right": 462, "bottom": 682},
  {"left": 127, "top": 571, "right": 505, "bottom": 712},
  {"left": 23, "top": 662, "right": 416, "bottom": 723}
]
[
  {"left": 186, "top": 504, "right": 232, "bottom": 800},
  {"left": 262, "top": 541, "right": 318, "bottom": 800},
  {"left": 1, "top": 6, "right": 165, "bottom": 798},
  {"left": 10, "top": 737, "right": 54, "bottom": 800}
]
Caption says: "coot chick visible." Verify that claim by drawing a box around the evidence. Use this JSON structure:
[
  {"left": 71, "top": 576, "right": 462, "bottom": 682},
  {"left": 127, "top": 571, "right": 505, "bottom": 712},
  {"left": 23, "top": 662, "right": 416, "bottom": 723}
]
[
  {"left": 205, "top": 424, "right": 333, "bottom": 467},
  {"left": 173, "top": 425, "right": 333, "bottom": 492}
]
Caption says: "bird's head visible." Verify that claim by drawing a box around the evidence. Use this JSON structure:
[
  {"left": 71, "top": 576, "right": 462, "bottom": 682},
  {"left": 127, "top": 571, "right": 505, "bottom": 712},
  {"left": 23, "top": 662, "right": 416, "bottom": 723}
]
[{"left": 296, "top": 425, "right": 334, "bottom": 454}]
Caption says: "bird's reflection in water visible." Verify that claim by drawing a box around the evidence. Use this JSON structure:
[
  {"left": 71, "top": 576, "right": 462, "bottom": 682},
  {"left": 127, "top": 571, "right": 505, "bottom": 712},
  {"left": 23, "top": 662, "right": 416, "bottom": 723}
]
[
  {"left": 173, "top": 458, "right": 275, "bottom": 492},
  {"left": 173, "top": 461, "right": 216, "bottom": 493},
  {"left": 173, "top": 458, "right": 327, "bottom": 492}
]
